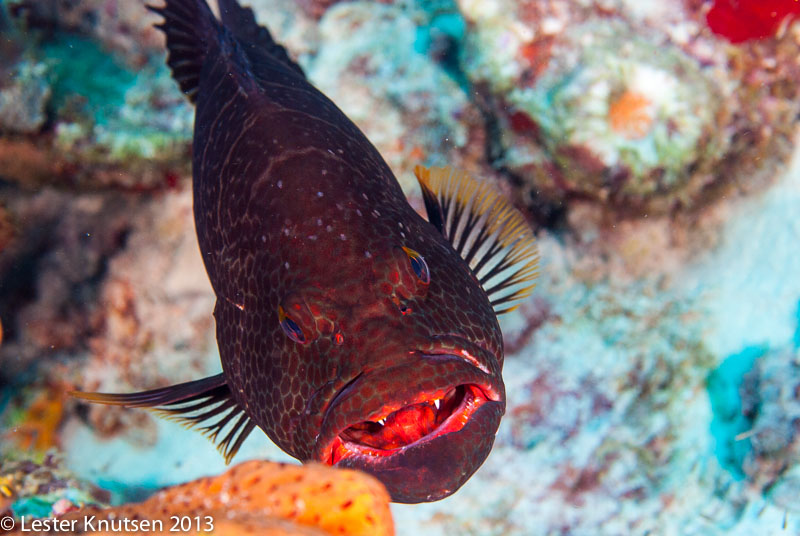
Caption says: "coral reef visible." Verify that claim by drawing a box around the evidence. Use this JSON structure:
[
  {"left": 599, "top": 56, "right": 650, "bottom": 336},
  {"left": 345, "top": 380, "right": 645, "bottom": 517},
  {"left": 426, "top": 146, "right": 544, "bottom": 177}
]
[
  {"left": 0, "top": 6, "right": 191, "bottom": 191},
  {"left": 5, "top": 461, "right": 394, "bottom": 536},
  {"left": 306, "top": 1, "right": 486, "bottom": 193},
  {"left": 0, "top": 453, "right": 109, "bottom": 521},
  {"left": 740, "top": 345, "right": 800, "bottom": 500},
  {"left": 3, "top": 382, "right": 69, "bottom": 452},
  {"left": 0, "top": 187, "right": 146, "bottom": 379},
  {"left": 0, "top": 184, "right": 216, "bottom": 453},
  {"left": 458, "top": 0, "right": 800, "bottom": 217},
  {"left": 6, "top": 0, "right": 166, "bottom": 65}
]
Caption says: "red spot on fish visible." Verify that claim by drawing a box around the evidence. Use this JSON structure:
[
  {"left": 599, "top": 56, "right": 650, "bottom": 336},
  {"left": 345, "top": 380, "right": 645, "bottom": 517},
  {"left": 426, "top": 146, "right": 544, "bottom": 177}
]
[{"left": 705, "top": 0, "right": 800, "bottom": 43}]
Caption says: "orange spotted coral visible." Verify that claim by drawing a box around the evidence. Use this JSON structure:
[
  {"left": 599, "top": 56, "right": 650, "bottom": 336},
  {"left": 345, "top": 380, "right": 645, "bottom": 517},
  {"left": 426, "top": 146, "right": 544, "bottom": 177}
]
[{"left": 26, "top": 461, "right": 394, "bottom": 536}]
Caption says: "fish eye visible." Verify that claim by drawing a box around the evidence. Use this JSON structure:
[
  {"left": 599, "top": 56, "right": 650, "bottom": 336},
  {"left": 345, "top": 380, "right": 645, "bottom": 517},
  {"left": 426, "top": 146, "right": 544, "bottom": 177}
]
[
  {"left": 402, "top": 247, "right": 430, "bottom": 285},
  {"left": 278, "top": 305, "right": 306, "bottom": 344}
]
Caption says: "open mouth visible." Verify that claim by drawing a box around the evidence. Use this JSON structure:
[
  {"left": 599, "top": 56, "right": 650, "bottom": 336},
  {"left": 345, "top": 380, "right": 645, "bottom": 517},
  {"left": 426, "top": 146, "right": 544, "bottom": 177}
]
[{"left": 327, "top": 383, "right": 491, "bottom": 465}]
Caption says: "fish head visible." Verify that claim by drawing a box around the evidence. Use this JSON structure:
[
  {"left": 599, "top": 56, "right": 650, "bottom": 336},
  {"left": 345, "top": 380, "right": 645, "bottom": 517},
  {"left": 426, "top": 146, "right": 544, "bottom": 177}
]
[{"left": 279, "top": 210, "right": 506, "bottom": 503}]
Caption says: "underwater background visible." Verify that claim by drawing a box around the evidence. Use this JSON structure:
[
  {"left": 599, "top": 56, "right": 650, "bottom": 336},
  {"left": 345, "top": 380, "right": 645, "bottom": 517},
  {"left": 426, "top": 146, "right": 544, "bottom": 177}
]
[{"left": 0, "top": 0, "right": 799, "bottom": 534}]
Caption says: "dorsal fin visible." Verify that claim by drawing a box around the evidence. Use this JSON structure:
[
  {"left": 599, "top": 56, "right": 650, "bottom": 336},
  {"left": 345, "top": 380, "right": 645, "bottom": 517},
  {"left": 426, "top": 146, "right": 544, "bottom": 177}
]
[
  {"left": 414, "top": 165, "right": 540, "bottom": 315},
  {"left": 70, "top": 374, "right": 254, "bottom": 464},
  {"left": 217, "top": 0, "right": 306, "bottom": 79}
]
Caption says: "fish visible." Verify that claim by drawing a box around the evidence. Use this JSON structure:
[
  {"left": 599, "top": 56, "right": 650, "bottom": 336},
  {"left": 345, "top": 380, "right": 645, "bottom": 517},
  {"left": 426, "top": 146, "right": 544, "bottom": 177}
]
[{"left": 71, "top": 0, "right": 539, "bottom": 503}]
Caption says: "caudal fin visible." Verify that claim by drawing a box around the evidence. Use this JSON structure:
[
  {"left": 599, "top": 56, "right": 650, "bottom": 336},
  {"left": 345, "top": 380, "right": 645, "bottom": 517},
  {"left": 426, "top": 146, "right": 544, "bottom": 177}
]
[
  {"left": 148, "top": 0, "right": 306, "bottom": 104},
  {"left": 217, "top": 0, "right": 306, "bottom": 78},
  {"left": 71, "top": 374, "right": 255, "bottom": 464},
  {"left": 146, "top": 0, "right": 220, "bottom": 103}
]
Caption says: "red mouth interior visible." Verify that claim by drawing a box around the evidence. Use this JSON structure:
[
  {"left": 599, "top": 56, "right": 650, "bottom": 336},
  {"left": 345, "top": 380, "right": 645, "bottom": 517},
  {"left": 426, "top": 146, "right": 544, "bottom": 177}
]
[{"left": 328, "top": 384, "right": 488, "bottom": 464}]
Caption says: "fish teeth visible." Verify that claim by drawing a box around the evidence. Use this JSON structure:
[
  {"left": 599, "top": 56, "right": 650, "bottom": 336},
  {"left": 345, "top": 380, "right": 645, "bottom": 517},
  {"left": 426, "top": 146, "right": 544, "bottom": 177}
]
[
  {"left": 378, "top": 418, "right": 386, "bottom": 426},
  {"left": 434, "top": 399, "right": 441, "bottom": 410}
]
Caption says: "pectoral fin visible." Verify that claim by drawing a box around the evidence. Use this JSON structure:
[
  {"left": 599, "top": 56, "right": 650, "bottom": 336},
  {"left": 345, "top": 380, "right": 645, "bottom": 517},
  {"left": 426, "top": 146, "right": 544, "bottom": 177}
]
[
  {"left": 71, "top": 374, "right": 254, "bottom": 464},
  {"left": 414, "top": 165, "right": 540, "bottom": 314}
]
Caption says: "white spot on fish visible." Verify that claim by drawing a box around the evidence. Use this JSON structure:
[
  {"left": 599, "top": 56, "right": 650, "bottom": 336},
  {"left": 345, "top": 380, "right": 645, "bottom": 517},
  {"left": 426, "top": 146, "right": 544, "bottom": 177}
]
[
  {"left": 322, "top": 169, "right": 328, "bottom": 175},
  {"left": 337, "top": 148, "right": 344, "bottom": 154},
  {"left": 284, "top": 262, "right": 290, "bottom": 269},
  {"left": 326, "top": 225, "right": 333, "bottom": 232},
  {"left": 400, "top": 231, "right": 405, "bottom": 238},
  {"left": 372, "top": 209, "right": 380, "bottom": 218},
  {"left": 309, "top": 235, "right": 317, "bottom": 241},
  {"left": 356, "top": 209, "right": 362, "bottom": 216},
  {"left": 282, "top": 228, "right": 290, "bottom": 236},
  {"left": 365, "top": 251, "right": 372, "bottom": 258},
  {"left": 317, "top": 191, "right": 324, "bottom": 197},
  {"left": 317, "top": 218, "right": 323, "bottom": 226},
  {"left": 362, "top": 193, "right": 369, "bottom": 200},
  {"left": 327, "top": 149, "right": 335, "bottom": 155},
  {"left": 398, "top": 222, "right": 404, "bottom": 228},
  {"left": 277, "top": 180, "right": 283, "bottom": 188},
  {"left": 261, "top": 235, "right": 266, "bottom": 242},
  {"left": 340, "top": 233, "right": 346, "bottom": 240}
]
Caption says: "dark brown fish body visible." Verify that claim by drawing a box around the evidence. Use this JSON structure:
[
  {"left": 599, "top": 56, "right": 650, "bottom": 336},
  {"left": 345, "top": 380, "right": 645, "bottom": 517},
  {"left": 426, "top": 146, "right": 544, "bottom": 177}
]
[{"left": 74, "top": 0, "right": 539, "bottom": 503}]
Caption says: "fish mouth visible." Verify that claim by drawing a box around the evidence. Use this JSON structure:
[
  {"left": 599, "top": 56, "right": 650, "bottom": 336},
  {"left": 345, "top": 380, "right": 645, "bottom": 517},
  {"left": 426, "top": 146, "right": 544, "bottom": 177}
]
[
  {"left": 313, "top": 339, "right": 505, "bottom": 502},
  {"left": 328, "top": 382, "right": 494, "bottom": 465}
]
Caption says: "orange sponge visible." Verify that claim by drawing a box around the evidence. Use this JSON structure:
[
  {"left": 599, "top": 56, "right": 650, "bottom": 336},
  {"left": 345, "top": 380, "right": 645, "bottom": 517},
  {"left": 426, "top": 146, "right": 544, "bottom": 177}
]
[{"left": 46, "top": 461, "right": 394, "bottom": 536}]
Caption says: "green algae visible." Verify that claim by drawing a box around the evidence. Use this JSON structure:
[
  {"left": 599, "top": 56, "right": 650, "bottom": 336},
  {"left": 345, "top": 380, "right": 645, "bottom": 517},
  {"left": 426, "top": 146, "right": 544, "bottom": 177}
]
[{"left": 707, "top": 346, "right": 766, "bottom": 480}]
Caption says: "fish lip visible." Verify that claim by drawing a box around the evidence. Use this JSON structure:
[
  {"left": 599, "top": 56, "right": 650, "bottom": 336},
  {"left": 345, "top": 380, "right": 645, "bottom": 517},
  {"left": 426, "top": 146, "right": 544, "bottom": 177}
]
[
  {"left": 312, "top": 345, "right": 504, "bottom": 467},
  {"left": 426, "top": 333, "right": 499, "bottom": 376}
]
